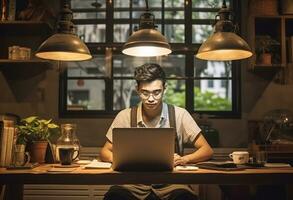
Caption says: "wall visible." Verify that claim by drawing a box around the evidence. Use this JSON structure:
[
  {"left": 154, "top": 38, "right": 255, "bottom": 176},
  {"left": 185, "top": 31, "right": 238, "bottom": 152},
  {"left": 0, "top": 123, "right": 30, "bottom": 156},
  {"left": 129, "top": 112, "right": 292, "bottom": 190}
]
[{"left": 1, "top": 0, "right": 293, "bottom": 148}]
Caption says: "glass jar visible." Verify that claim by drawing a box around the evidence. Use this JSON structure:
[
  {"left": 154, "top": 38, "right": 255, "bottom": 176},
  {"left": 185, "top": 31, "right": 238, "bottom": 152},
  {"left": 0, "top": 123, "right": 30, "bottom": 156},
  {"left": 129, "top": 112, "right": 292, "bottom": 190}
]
[{"left": 56, "top": 124, "right": 80, "bottom": 162}]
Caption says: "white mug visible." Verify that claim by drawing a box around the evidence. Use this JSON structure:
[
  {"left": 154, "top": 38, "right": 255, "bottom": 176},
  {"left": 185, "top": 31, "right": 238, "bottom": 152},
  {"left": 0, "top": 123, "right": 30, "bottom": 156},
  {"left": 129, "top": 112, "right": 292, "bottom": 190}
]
[{"left": 229, "top": 151, "right": 249, "bottom": 164}]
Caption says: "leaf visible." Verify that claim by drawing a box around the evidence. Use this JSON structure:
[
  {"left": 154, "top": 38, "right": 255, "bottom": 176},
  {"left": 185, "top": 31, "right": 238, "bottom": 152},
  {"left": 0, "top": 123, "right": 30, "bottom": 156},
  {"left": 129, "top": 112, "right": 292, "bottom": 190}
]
[
  {"left": 38, "top": 119, "right": 46, "bottom": 124},
  {"left": 24, "top": 116, "right": 38, "bottom": 123},
  {"left": 48, "top": 124, "right": 58, "bottom": 128},
  {"left": 41, "top": 119, "right": 52, "bottom": 125}
]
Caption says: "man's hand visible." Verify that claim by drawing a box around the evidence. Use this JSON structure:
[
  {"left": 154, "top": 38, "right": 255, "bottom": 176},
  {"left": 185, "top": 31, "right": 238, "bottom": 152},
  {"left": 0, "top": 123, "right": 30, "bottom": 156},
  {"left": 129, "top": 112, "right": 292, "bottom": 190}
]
[{"left": 174, "top": 153, "right": 188, "bottom": 166}]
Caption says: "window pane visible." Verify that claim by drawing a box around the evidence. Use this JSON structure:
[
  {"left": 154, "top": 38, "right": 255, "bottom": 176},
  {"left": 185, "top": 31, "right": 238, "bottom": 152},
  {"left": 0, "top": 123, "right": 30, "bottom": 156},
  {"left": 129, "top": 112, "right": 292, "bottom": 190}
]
[
  {"left": 194, "top": 59, "right": 232, "bottom": 77},
  {"left": 114, "top": 11, "right": 130, "bottom": 18},
  {"left": 132, "top": 11, "right": 161, "bottom": 19},
  {"left": 165, "top": 0, "right": 184, "bottom": 7},
  {"left": 164, "top": 80, "right": 186, "bottom": 108},
  {"left": 113, "top": 79, "right": 139, "bottom": 110},
  {"left": 113, "top": 55, "right": 139, "bottom": 77},
  {"left": 133, "top": 0, "right": 162, "bottom": 7},
  {"left": 165, "top": 24, "right": 184, "bottom": 43},
  {"left": 113, "top": 54, "right": 185, "bottom": 77},
  {"left": 194, "top": 80, "right": 232, "bottom": 111},
  {"left": 76, "top": 24, "right": 106, "bottom": 42},
  {"left": 192, "top": 24, "right": 213, "bottom": 43},
  {"left": 192, "top": 0, "right": 230, "bottom": 8},
  {"left": 161, "top": 55, "right": 185, "bottom": 77},
  {"left": 114, "top": 24, "right": 130, "bottom": 42},
  {"left": 71, "top": 0, "right": 106, "bottom": 9},
  {"left": 192, "top": 12, "right": 217, "bottom": 19},
  {"left": 113, "top": 55, "right": 160, "bottom": 77},
  {"left": 114, "top": 0, "right": 130, "bottom": 7},
  {"left": 67, "top": 56, "right": 107, "bottom": 77},
  {"left": 67, "top": 80, "right": 105, "bottom": 110},
  {"left": 165, "top": 11, "right": 184, "bottom": 19},
  {"left": 73, "top": 12, "right": 106, "bottom": 20}
]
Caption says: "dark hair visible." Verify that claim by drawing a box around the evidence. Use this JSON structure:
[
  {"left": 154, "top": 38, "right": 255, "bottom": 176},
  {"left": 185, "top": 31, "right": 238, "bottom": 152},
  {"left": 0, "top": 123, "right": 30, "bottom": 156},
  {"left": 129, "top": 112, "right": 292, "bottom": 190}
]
[{"left": 134, "top": 63, "right": 166, "bottom": 87}]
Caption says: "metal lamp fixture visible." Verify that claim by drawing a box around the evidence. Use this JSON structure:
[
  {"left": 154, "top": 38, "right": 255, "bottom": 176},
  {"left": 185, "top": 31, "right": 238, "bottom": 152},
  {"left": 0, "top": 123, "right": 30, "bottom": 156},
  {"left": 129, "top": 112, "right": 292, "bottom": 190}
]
[
  {"left": 35, "top": 1, "right": 92, "bottom": 61},
  {"left": 196, "top": 0, "right": 252, "bottom": 61},
  {"left": 122, "top": 0, "right": 171, "bottom": 57}
]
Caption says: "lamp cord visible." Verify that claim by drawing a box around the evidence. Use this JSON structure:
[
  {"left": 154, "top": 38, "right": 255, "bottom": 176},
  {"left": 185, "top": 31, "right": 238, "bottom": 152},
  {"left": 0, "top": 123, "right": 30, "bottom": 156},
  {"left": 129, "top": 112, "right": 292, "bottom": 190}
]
[
  {"left": 145, "top": 0, "right": 149, "bottom": 11},
  {"left": 222, "top": 0, "right": 226, "bottom": 8}
]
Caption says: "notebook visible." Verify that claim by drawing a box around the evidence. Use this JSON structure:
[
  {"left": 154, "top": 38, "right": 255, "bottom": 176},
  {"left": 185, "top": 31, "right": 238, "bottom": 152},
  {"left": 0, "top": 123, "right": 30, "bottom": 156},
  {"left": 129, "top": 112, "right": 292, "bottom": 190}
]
[
  {"left": 112, "top": 128, "right": 175, "bottom": 171},
  {"left": 196, "top": 161, "right": 265, "bottom": 171}
]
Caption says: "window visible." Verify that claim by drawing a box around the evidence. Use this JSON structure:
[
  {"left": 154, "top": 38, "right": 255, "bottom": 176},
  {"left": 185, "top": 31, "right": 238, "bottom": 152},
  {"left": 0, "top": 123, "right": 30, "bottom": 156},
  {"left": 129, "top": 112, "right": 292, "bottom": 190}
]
[{"left": 60, "top": 0, "right": 241, "bottom": 118}]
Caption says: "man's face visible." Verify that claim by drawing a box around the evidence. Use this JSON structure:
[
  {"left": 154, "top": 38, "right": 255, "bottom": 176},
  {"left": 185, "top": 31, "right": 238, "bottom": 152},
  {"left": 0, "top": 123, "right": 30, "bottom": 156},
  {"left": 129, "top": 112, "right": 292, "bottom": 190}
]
[{"left": 137, "top": 80, "right": 165, "bottom": 111}]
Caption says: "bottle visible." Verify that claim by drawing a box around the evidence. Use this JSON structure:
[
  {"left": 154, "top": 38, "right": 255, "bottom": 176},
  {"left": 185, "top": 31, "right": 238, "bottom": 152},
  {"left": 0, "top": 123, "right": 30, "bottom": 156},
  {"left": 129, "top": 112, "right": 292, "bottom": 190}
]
[{"left": 56, "top": 124, "right": 80, "bottom": 162}]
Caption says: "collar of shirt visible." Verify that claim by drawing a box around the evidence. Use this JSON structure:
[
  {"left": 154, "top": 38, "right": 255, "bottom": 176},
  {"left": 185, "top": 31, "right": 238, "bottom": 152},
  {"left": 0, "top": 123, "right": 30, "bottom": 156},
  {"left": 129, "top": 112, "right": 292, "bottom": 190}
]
[{"left": 136, "top": 102, "right": 168, "bottom": 128}]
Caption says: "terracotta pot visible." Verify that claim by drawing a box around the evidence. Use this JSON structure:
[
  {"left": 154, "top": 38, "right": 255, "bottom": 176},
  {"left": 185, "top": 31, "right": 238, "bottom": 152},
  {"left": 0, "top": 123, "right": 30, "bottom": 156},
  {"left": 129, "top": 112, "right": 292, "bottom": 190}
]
[
  {"left": 29, "top": 141, "right": 48, "bottom": 163},
  {"left": 258, "top": 53, "right": 272, "bottom": 65}
]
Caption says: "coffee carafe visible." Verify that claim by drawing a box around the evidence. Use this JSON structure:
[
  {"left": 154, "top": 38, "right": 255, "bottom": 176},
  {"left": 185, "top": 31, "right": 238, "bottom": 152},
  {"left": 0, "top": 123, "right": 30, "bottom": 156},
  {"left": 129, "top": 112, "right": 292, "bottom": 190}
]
[{"left": 56, "top": 124, "right": 80, "bottom": 162}]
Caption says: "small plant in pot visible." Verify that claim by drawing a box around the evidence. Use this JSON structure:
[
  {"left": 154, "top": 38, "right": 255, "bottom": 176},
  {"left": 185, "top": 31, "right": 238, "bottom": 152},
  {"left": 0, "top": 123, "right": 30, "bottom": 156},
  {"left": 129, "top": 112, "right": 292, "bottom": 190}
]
[
  {"left": 16, "top": 116, "right": 59, "bottom": 163},
  {"left": 255, "top": 35, "right": 280, "bottom": 65}
]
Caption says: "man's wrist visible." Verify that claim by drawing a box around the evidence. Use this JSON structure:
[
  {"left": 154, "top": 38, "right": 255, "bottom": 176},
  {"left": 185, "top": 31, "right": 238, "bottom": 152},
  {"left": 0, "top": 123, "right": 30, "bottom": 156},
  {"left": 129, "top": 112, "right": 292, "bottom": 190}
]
[{"left": 182, "top": 155, "right": 190, "bottom": 164}]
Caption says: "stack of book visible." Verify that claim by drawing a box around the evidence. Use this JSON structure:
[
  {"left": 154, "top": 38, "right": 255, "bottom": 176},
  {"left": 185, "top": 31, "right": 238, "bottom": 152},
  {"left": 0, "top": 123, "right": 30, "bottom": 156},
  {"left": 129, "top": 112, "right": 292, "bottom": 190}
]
[
  {"left": 0, "top": 120, "right": 16, "bottom": 167},
  {"left": 1, "top": 0, "right": 16, "bottom": 21}
]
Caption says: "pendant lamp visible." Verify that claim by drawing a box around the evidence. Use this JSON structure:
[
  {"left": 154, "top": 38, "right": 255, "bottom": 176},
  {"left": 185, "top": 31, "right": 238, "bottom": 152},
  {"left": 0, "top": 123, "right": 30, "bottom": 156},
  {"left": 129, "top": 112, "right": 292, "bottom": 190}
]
[
  {"left": 195, "top": 0, "right": 252, "bottom": 61},
  {"left": 122, "top": 0, "right": 171, "bottom": 57},
  {"left": 35, "top": 1, "right": 92, "bottom": 61}
]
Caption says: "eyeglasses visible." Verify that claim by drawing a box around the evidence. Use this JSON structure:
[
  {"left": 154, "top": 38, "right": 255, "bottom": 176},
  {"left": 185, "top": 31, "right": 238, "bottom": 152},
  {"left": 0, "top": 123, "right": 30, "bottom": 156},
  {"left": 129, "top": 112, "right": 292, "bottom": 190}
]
[{"left": 139, "top": 89, "right": 163, "bottom": 100}]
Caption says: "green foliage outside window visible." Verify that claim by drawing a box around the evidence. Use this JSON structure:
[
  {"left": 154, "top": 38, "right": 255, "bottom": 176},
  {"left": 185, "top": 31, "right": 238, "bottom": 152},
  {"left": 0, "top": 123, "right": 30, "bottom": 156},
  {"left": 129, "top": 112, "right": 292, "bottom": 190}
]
[
  {"left": 194, "top": 88, "right": 232, "bottom": 111},
  {"left": 164, "top": 80, "right": 231, "bottom": 111},
  {"left": 164, "top": 80, "right": 186, "bottom": 107}
]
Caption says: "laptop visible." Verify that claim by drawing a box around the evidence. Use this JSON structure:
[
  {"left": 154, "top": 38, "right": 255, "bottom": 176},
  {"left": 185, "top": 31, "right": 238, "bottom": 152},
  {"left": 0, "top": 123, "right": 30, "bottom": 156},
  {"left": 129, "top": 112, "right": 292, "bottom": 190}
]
[{"left": 112, "top": 128, "right": 175, "bottom": 171}]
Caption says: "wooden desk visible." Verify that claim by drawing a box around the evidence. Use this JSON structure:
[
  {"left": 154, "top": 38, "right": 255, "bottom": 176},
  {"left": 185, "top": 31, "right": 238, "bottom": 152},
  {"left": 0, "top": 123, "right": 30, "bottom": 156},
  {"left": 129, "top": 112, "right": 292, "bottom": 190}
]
[{"left": 1, "top": 165, "right": 293, "bottom": 199}]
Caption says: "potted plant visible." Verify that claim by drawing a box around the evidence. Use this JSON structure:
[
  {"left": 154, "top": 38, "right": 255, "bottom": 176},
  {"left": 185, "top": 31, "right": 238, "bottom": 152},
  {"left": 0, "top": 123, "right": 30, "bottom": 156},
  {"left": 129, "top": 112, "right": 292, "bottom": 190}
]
[
  {"left": 255, "top": 35, "right": 280, "bottom": 65},
  {"left": 16, "top": 116, "right": 59, "bottom": 163}
]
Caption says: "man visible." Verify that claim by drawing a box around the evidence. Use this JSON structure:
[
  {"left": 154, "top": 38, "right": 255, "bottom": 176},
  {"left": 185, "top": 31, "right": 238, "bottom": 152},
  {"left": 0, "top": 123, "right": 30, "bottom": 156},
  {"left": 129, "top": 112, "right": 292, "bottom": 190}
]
[{"left": 100, "top": 63, "right": 213, "bottom": 200}]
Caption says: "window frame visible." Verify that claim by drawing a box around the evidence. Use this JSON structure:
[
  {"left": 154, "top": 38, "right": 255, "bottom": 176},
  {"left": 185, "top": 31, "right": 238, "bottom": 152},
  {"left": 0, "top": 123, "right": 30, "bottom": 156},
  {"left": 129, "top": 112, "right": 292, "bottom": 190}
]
[{"left": 59, "top": 0, "right": 242, "bottom": 119}]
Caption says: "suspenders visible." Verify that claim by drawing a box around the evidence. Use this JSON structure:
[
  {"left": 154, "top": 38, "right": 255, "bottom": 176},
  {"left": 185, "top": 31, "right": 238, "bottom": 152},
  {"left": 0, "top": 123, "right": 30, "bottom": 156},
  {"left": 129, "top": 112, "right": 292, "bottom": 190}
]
[{"left": 130, "top": 104, "right": 182, "bottom": 156}]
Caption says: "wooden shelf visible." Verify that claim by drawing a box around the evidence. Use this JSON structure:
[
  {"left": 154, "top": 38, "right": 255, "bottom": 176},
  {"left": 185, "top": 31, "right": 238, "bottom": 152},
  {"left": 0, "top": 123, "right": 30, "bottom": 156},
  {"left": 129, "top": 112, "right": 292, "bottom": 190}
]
[
  {"left": 0, "top": 59, "right": 51, "bottom": 69},
  {"left": 0, "top": 21, "right": 54, "bottom": 80},
  {"left": 253, "top": 64, "right": 286, "bottom": 68},
  {"left": 0, "top": 59, "right": 50, "bottom": 63},
  {"left": 247, "top": 15, "right": 293, "bottom": 84},
  {"left": 0, "top": 21, "right": 53, "bottom": 35}
]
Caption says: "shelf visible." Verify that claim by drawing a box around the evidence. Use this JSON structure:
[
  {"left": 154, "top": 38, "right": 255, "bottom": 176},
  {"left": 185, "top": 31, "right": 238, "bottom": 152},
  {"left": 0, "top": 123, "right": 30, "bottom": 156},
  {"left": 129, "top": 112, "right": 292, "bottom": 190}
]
[
  {"left": 0, "top": 59, "right": 50, "bottom": 63},
  {"left": 253, "top": 64, "right": 286, "bottom": 68},
  {"left": 0, "top": 21, "right": 53, "bottom": 35},
  {"left": 0, "top": 59, "right": 51, "bottom": 68},
  {"left": 0, "top": 59, "right": 52, "bottom": 80},
  {"left": 247, "top": 14, "right": 293, "bottom": 84}
]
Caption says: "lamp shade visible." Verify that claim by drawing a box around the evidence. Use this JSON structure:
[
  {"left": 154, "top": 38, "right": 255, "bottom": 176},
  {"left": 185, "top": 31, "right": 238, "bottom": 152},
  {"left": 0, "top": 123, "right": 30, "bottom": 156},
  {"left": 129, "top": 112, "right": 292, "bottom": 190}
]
[
  {"left": 196, "top": 32, "right": 253, "bottom": 61},
  {"left": 122, "top": 28, "right": 171, "bottom": 57},
  {"left": 35, "top": 33, "right": 92, "bottom": 61}
]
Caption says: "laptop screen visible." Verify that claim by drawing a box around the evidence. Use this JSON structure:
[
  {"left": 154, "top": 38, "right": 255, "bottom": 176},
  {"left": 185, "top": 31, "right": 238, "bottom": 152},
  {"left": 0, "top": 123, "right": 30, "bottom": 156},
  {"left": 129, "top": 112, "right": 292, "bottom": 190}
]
[{"left": 112, "top": 128, "right": 175, "bottom": 171}]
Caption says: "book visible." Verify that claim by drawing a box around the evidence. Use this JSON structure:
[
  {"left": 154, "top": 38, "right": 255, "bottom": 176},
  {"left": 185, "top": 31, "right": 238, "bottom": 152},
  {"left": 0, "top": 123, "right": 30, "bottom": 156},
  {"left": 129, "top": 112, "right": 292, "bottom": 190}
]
[
  {"left": 175, "top": 165, "right": 199, "bottom": 171},
  {"left": 196, "top": 161, "right": 243, "bottom": 171},
  {"left": 8, "top": 0, "right": 15, "bottom": 21},
  {"left": 83, "top": 160, "right": 112, "bottom": 169},
  {"left": 0, "top": 127, "right": 8, "bottom": 167},
  {"left": 5, "top": 127, "right": 15, "bottom": 166}
]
